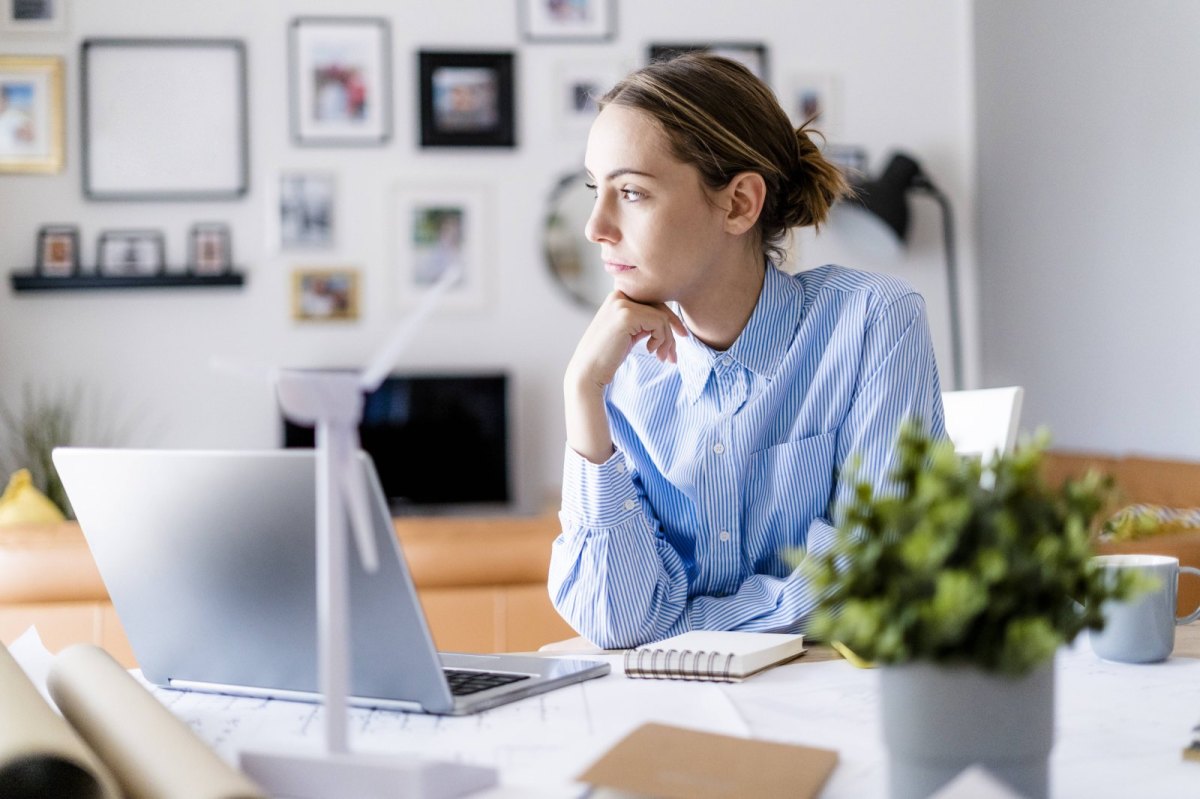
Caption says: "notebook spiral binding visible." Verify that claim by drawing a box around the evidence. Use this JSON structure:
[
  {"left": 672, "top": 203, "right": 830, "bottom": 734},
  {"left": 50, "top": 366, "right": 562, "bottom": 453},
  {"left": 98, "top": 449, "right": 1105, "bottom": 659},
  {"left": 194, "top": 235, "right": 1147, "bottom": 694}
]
[{"left": 624, "top": 647, "right": 739, "bottom": 682}]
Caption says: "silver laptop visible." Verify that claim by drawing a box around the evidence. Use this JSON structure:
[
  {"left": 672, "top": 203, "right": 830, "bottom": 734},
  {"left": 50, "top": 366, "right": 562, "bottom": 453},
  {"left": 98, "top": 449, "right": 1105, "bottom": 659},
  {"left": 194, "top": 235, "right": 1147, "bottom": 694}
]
[{"left": 53, "top": 447, "right": 609, "bottom": 715}]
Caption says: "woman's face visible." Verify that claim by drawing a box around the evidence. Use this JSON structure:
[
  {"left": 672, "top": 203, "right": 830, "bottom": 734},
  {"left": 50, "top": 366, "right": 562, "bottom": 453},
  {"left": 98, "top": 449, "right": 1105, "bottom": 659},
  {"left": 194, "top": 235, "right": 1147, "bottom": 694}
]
[{"left": 583, "top": 105, "right": 731, "bottom": 305}]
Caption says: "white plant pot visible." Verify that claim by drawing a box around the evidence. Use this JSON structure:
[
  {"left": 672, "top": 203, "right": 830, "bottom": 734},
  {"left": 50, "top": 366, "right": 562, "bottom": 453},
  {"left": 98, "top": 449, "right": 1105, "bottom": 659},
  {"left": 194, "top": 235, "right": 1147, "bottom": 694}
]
[{"left": 880, "top": 659, "right": 1054, "bottom": 799}]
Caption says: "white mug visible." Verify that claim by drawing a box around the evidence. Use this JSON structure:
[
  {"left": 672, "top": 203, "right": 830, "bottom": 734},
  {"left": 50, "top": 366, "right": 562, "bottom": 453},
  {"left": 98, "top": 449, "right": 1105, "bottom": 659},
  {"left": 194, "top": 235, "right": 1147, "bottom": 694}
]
[{"left": 1090, "top": 554, "right": 1200, "bottom": 663}]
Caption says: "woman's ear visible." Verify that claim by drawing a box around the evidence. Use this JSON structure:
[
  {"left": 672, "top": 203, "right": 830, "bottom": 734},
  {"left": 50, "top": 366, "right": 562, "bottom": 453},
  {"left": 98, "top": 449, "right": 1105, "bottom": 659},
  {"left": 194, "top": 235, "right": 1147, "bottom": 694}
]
[{"left": 721, "top": 171, "right": 767, "bottom": 236}]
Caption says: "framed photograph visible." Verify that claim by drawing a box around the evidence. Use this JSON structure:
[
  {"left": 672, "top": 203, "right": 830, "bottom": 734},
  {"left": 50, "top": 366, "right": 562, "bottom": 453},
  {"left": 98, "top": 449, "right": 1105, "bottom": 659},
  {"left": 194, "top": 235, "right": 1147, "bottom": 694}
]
[
  {"left": 555, "top": 61, "right": 622, "bottom": 133},
  {"left": 96, "top": 230, "right": 166, "bottom": 276},
  {"left": 648, "top": 43, "right": 769, "bottom": 84},
  {"left": 0, "top": 56, "right": 64, "bottom": 174},
  {"left": 419, "top": 51, "right": 515, "bottom": 148},
  {"left": 519, "top": 0, "right": 615, "bottom": 42},
  {"left": 279, "top": 172, "right": 335, "bottom": 249},
  {"left": 292, "top": 267, "right": 360, "bottom": 322},
  {"left": 35, "top": 224, "right": 79, "bottom": 276},
  {"left": 786, "top": 73, "right": 842, "bottom": 140},
  {"left": 393, "top": 185, "right": 487, "bottom": 309},
  {"left": 188, "top": 222, "right": 232, "bottom": 275},
  {"left": 82, "top": 39, "right": 248, "bottom": 200},
  {"left": 290, "top": 17, "right": 391, "bottom": 146},
  {"left": 0, "top": 0, "right": 68, "bottom": 34}
]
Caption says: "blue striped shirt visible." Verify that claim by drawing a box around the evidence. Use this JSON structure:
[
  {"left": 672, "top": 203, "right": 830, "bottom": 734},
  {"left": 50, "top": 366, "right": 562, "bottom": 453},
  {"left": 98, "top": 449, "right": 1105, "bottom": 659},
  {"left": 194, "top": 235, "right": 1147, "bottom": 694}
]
[{"left": 549, "top": 264, "right": 946, "bottom": 648}]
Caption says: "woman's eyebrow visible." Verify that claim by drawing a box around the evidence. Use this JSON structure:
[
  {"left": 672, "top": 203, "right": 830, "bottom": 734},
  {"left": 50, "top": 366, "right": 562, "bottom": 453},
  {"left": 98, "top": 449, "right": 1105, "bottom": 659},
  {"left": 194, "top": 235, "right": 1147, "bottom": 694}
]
[{"left": 585, "top": 167, "right": 657, "bottom": 182}]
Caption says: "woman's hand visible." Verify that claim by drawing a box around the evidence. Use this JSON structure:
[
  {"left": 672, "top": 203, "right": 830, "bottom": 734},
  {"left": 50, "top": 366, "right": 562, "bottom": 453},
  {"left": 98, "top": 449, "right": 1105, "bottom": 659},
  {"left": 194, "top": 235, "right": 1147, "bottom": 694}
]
[{"left": 564, "top": 291, "right": 688, "bottom": 463}]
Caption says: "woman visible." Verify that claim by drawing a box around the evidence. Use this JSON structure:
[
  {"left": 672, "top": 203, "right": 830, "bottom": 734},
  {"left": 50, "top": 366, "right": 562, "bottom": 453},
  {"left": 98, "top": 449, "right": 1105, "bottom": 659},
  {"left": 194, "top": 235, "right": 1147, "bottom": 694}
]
[{"left": 549, "top": 53, "right": 945, "bottom": 648}]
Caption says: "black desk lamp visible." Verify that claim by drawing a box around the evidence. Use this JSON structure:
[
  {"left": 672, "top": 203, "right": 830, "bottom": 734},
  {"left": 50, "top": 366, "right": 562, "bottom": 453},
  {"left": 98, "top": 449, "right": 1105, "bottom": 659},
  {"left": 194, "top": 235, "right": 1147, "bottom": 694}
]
[{"left": 839, "top": 153, "right": 963, "bottom": 390}]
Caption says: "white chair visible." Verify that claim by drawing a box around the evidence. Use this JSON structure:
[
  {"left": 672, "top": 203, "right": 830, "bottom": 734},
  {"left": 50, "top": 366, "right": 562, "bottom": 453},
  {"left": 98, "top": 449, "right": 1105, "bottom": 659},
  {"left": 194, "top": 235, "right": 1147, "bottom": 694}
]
[{"left": 941, "top": 386, "right": 1025, "bottom": 459}]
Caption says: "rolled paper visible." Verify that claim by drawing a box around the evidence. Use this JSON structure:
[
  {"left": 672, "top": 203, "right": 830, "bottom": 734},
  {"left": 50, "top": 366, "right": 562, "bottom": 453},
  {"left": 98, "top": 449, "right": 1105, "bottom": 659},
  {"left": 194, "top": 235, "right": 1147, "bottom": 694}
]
[
  {"left": 0, "top": 643, "right": 120, "bottom": 799},
  {"left": 47, "top": 644, "right": 266, "bottom": 799}
]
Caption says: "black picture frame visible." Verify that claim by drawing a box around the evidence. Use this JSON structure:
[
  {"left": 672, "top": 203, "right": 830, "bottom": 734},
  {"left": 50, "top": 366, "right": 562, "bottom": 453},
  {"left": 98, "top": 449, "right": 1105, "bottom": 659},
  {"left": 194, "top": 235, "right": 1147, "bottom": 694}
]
[
  {"left": 96, "top": 229, "right": 166, "bottom": 277},
  {"left": 188, "top": 222, "right": 232, "bottom": 275},
  {"left": 289, "top": 17, "right": 392, "bottom": 147},
  {"left": 35, "top": 224, "right": 80, "bottom": 277},
  {"left": 81, "top": 38, "right": 249, "bottom": 201},
  {"left": 648, "top": 42, "right": 769, "bottom": 84},
  {"left": 518, "top": 0, "right": 615, "bottom": 43},
  {"left": 419, "top": 51, "right": 515, "bottom": 149}
]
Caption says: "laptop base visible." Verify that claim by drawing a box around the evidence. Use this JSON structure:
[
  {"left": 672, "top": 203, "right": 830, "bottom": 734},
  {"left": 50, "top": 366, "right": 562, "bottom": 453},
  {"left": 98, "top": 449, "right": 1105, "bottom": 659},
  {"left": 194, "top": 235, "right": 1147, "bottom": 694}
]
[{"left": 240, "top": 747, "right": 497, "bottom": 799}]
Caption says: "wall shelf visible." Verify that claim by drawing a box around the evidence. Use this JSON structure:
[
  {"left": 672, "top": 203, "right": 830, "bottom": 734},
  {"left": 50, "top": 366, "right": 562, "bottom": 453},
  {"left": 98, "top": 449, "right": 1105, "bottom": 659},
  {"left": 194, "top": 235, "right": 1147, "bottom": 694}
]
[{"left": 10, "top": 272, "right": 246, "bottom": 292}]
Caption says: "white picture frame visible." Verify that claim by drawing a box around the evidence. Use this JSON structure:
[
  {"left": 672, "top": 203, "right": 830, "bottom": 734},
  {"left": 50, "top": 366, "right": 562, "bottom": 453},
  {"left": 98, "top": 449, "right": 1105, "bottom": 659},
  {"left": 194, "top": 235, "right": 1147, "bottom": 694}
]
[
  {"left": 785, "top": 72, "right": 842, "bottom": 141},
  {"left": 278, "top": 171, "right": 336, "bottom": 249},
  {"left": 81, "top": 39, "right": 248, "bottom": 200},
  {"left": 554, "top": 60, "right": 622, "bottom": 134},
  {"left": 290, "top": 17, "right": 391, "bottom": 146},
  {"left": 520, "top": 0, "right": 615, "bottom": 42},
  {"left": 393, "top": 185, "right": 487, "bottom": 310},
  {"left": 0, "top": 0, "right": 68, "bottom": 35}
]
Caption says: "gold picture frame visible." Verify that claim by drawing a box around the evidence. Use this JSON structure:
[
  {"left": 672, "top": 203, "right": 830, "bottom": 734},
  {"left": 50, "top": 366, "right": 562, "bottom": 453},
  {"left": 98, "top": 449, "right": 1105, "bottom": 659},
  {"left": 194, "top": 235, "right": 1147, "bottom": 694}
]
[
  {"left": 0, "top": 55, "right": 65, "bottom": 174},
  {"left": 291, "top": 267, "right": 360, "bottom": 322}
]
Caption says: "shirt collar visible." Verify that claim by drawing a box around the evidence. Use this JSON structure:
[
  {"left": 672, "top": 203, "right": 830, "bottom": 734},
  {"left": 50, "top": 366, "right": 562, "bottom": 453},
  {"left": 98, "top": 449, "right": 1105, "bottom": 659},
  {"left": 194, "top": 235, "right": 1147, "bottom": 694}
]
[{"left": 676, "top": 266, "right": 804, "bottom": 403}]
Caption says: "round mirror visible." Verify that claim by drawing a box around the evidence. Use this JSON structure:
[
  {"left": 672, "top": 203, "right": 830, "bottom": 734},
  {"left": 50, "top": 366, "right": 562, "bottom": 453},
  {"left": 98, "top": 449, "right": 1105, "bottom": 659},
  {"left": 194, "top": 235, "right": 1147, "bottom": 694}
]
[{"left": 544, "top": 170, "right": 610, "bottom": 309}]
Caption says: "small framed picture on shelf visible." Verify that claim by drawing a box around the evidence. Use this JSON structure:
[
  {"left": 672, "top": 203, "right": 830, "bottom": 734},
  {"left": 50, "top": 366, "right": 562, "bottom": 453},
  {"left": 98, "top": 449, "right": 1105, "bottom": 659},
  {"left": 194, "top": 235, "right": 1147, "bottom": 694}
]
[
  {"left": 554, "top": 60, "right": 622, "bottom": 133},
  {"left": 648, "top": 42, "right": 769, "bottom": 83},
  {"left": 519, "top": 0, "right": 615, "bottom": 43},
  {"left": 96, "top": 229, "right": 166, "bottom": 276},
  {"left": 289, "top": 17, "right": 392, "bottom": 146},
  {"left": 0, "top": 55, "right": 65, "bottom": 174},
  {"left": 292, "top": 267, "right": 360, "bottom": 322},
  {"left": 0, "top": 0, "right": 68, "bottom": 35},
  {"left": 279, "top": 171, "right": 335, "bottom": 249},
  {"left": 419, "top": 51, "right": 515, "bottom": 148},
  {"left": 35, "top": 224, "right": 79, "bottom": 276},
  {"left": 188, "top": 222, "right": 232, "bottom": 275}
]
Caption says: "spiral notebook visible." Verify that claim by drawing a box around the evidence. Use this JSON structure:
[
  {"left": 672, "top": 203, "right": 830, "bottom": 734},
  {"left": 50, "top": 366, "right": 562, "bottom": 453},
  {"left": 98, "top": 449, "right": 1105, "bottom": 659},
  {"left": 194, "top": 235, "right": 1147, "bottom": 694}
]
[{"left": 624, "top": 631, "right": 806, "bottom": 682}]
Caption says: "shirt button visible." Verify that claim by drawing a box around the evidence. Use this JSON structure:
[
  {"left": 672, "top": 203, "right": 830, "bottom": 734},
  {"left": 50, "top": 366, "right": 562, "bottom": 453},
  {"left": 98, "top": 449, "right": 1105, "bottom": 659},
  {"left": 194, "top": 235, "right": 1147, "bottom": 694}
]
[
  {"left": 615, "top": 462, "right": 626, "bottom": 474},
  {"left": 718, "top": 530, "right": 731, "bottom": 542},
  {"left": 712, "top": 443, "right": 725, "bottom": 454},
  {"left": 623, "top": 499, "right": 636, "bottom": 511}
]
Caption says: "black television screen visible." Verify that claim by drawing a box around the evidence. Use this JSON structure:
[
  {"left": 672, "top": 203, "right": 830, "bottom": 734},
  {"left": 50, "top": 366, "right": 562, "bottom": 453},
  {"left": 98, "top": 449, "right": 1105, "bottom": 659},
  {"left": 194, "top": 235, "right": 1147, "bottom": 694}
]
[{"left": 282, "top": 373, "right": 510, "bottom": 508}]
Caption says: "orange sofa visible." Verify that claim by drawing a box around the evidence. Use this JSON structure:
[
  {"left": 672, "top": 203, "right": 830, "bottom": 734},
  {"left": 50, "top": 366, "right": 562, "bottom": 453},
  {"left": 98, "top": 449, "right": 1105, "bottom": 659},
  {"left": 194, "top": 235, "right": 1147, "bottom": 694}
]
[{"left": 0, "top": 513, "right": 576, "bottom": 667}]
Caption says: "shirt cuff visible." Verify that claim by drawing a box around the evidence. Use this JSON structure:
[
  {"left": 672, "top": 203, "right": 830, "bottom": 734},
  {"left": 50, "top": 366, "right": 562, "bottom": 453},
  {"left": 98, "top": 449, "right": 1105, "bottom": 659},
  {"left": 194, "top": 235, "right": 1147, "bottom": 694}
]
[{"left": 560, "top": 445, "right": 642, "bottom": 528}]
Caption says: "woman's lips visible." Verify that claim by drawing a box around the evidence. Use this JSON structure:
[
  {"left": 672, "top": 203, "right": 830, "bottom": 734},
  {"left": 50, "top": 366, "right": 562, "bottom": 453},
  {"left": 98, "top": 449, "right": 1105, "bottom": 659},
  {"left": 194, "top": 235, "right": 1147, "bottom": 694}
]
[{"left": 604, "top": 260, "right": 636, "bottom": 274}]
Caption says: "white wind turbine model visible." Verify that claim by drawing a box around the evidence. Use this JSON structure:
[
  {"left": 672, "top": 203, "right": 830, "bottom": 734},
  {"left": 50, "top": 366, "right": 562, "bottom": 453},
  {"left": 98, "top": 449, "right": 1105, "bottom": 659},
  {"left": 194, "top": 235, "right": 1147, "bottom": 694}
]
[{"left": 237, "top": 269, "right": 497, "bottom": 798}]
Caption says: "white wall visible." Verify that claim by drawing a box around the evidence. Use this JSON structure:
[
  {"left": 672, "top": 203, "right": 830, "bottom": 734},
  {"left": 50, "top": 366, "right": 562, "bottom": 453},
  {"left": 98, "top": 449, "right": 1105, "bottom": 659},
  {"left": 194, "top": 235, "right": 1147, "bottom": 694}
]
[
  {"left": 1, "top": 0, "right": 977, "bottom": 509},
  {"left": 974, "top": 0, "right": 1200, "bottom": 460}
]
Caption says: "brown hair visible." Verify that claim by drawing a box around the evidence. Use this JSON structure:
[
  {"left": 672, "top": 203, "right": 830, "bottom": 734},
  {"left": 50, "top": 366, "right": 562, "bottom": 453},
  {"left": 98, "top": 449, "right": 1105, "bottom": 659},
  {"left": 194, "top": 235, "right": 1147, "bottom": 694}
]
[{"left": 599, "top": 52, "right": 849, "bottom": 265}]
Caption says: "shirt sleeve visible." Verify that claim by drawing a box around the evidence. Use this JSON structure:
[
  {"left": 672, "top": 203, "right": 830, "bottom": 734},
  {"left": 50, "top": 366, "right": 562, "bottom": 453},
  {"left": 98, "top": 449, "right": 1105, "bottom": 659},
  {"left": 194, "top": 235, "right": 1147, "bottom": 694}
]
[
  {"left": 548, "top": 446, "right": 692, "bottom": 648},
  {"left": 671, "top": 292, "right": 946, "bottom": 636}
]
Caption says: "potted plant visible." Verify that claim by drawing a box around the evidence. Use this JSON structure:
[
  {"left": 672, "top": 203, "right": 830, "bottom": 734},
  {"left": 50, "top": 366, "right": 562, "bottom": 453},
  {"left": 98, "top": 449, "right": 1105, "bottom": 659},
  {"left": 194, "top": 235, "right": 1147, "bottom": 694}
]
[{"left": 806, "top": 421, "right": 1143, "bottom": 799}]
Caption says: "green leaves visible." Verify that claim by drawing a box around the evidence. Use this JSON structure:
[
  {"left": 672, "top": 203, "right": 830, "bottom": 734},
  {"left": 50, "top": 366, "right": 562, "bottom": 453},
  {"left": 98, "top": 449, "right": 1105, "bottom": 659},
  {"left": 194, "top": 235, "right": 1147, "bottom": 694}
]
[{"left": 806, "top": 420, "right": 1144, "bottom": 676}]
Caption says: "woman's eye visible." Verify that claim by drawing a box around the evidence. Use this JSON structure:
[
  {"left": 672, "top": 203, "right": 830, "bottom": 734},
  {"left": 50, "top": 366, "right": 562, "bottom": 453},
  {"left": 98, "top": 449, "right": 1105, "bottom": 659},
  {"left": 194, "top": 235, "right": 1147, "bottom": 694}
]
[
  {"left": 584, "top": 182, "right": 597, "bottom": 197},
  {"left": 621, "top": 188, "right": 644, "bottom": 201}
]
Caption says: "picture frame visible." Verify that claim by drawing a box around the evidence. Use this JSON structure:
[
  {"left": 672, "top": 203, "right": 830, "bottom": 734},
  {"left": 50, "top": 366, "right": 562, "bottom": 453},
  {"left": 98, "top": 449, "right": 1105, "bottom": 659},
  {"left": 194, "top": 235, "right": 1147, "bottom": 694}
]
[
  {"left": 81, "top": 39, "right": 249, "bottom": 200},
  {"left": 0, "top": 55, "right": 65, "bottom": 174},
  {"left": 393, "top": 184, "right": 487, "bottom": 310},
  {"left": 419, "top": 51, "right": 515, "bottom": 148},
  {"left": 786, "top": 73, "right": 842, "bottom": 140},
  {"left": 96, "top": 230, "right": 166, "bottom": 276},
  {"left": 279, "top": 171, "right": 336, "bottom": 249},
  {"left": 519, "top": 0, "right": 615, "bottom": 43},
  {"left": 554, "top": 60, "right": 622, "bottom": 134},
  {"left": 35, "top": 224, "right": 79, "bottom": 277},
  {"left": 290, "top": 17, "right": 391, "bottom": 146},
  {"left": 648, "top": 43, "right": 769, "bottom": 84},
  {"left": 292, "top": 267, "right": 360, "bottom": 322},
  {"left": 0, "top": 0, "right": 68, "bottom": 35},
  {"left": 188, "top": 222, "right": 232, "bottom": 275}
]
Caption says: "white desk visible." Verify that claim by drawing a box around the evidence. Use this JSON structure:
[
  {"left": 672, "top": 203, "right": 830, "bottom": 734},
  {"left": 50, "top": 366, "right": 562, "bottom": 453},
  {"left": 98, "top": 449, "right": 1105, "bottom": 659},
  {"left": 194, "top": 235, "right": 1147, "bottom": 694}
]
[{"left": 135, "top": 639, "right": 1200, "bottom": 798}]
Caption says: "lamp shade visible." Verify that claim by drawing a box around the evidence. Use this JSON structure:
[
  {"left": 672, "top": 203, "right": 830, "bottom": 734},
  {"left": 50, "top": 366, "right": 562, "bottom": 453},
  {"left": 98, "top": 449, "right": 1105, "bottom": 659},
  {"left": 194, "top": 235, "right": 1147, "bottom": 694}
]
[{"left": 849, "top": 153, "right": 923, "bottom": 243}]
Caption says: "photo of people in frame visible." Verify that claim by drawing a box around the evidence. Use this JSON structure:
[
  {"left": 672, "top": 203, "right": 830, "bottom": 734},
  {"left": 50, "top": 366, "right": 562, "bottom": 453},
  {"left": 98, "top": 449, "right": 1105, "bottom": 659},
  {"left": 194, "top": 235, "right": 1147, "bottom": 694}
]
[
  {"left": 36, "top": 224, "right": 78, "bottom": 277},
  {"left": 411, "top": 205, "right": 467, "bottom": 287},
  {"left": 280, "top": 172, "right": 335, "bottom": 249},
  {"left": 431, "top": 67, "right": 499, "bottom": 133},
  {"left": 0, "top": 80, "right": 37, "bottom": 155},
  {"left": 293, "top": 268, "right": 359, "bottom": 322}
]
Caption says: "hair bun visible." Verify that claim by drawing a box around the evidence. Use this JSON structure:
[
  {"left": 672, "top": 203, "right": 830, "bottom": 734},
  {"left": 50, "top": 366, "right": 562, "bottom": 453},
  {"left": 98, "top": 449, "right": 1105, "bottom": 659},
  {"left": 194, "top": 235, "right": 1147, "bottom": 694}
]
[{"left": 783, "top": 125, "right": 849, "bottom": 231}]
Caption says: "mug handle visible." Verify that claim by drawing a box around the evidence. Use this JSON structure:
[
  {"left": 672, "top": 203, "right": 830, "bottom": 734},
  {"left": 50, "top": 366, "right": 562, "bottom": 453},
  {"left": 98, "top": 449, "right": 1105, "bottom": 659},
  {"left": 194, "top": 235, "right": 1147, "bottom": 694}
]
[{"left": 1177, "top": 566, "right": 1200, "bottom": 625}]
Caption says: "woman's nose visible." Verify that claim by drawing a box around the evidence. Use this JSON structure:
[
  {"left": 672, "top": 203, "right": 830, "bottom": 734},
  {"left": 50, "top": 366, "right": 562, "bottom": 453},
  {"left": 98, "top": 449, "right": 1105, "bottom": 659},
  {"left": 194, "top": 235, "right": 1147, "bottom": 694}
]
[{"left": 585, "top": 197, "right": 618, "bottom": 245}]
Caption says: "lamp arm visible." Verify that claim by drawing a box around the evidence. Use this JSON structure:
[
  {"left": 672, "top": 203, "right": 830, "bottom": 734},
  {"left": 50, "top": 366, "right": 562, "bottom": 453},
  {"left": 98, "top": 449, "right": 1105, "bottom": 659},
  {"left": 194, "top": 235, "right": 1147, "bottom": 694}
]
[{"left": 913, "top": 179, "right": 964, "bottom": 390}]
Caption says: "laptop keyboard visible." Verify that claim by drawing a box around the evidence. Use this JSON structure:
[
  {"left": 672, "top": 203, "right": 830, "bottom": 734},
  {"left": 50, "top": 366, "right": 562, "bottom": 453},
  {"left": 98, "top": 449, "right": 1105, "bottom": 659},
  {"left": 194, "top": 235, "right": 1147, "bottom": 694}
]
[{"left": 443, "top": 668, "right": 531, "bottom": 696}]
